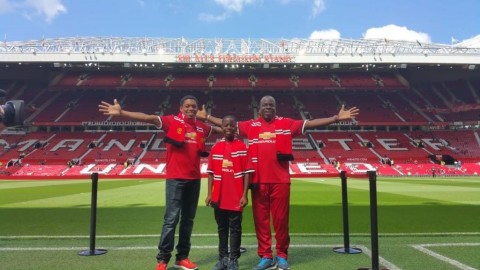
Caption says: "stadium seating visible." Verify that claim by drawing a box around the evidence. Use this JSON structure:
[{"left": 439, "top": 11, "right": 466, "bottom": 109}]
[{"left": 2, "top": 73, "right": 480, "bottom": 178}]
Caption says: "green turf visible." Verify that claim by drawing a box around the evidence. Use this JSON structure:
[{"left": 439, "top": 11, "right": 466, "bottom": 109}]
[
  {"left": 0, "top": 177, "right": 479, "bottom": 269},
  {"left": 429, "top": 245, "right": 480, "bottom": 268},
  {"left": 1, "top": 235, "right": 479, "bottom": 270}
]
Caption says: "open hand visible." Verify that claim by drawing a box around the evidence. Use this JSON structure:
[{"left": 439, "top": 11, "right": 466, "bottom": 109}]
[
  {"left": 99, "top": 99, "right": 122, "bottom": 116},
  {"left": 337, "top": 104, "right": 359, "bottom": 120}
]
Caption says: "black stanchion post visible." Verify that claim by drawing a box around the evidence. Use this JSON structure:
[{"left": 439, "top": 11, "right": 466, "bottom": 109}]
[
  {"left": 333, "top": 171, "right": 362, "bottom": 254},
  {"left": 368, "top": 170, "right": 379, "bottom": 269},
  {"left": 358, "top": 170, "right": 387, "bottom": 270},
  {"left": 78, "top": 173, "right": 107, "bottom": 256}
]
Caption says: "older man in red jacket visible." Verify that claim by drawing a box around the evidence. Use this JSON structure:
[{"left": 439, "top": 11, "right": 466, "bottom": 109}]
[{"left": 198, "top": 95, "right": 359, "bottom": 270}]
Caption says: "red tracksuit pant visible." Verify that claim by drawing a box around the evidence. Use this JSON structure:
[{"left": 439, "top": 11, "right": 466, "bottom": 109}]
[{"left": 251, "top": 183, "right": 290, "bottom": 259}]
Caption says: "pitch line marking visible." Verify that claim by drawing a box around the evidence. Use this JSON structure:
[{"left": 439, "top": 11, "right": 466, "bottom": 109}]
[
  {"left": 412, "top": 243, "right": 479, "bottom": 270},
  {"left": 358, "top": 245, "right": 401, "bottom": 270},
  {"left": 0, "top": 244, "right": 400, "bottom": 269},
  {"left": 416, "top": 243, "right": 480, "bottom": 247},
  {"left": 0, "top": 244, "right": 340, "bottom": 251},
  {"left": 1, "top": 232, "right": 478, "bottom": 239}
]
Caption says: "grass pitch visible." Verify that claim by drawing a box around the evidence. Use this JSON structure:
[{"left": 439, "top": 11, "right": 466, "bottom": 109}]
[{"left": 0, "top": 176, "right": 479, "bottom": 269}]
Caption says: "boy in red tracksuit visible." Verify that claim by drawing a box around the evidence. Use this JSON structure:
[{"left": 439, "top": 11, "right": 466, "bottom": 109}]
[{"left": 206, "top": 115, "right": 253, "bottom": 270}]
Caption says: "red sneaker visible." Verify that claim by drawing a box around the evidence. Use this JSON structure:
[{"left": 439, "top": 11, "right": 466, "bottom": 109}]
[
  {"left": 156, "top": 261, "right": 167, "bottom": 270},
  {"left": 174, "top": 258, "right": 198, "bottom": 270}
]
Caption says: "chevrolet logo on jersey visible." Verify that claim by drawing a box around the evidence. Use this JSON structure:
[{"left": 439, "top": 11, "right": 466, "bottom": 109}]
[
  {"left": 222, "top": 159, "right": 233, "bottom": 167},
  {"left": 259, "top": 132, "right": 276, "bottom": 140},
  {"left": 185, "top": 132, "right": 197, "bottom": 139}
]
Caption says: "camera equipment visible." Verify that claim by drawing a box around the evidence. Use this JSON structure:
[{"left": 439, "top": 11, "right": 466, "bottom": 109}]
[{"left": 0, "top": 89, "right": 25, "bottom": 127}]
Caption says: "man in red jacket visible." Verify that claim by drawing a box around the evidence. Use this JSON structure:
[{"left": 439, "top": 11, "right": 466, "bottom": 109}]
[
  {"left": 198, "top": 95, "right": 358, "bottom": 270},
  {"left": 99, "top": 95, "right": 219, "bottom": 270}
]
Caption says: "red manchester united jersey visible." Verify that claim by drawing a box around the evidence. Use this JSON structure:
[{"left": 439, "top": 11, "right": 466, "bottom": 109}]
[
  {"left": 158, "top": 115, "right": 212, "bottom": 179},
  {"left": 238, "top": 117, "right": 305, "bottom": 184}
]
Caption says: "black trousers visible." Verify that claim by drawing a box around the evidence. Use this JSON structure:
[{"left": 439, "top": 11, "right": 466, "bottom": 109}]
[
  {"left": 156, "top": 179, "right": 200, "bottom": 263},
  {"left": 214, "top": 208, "right": 243, "bottom": 259}
]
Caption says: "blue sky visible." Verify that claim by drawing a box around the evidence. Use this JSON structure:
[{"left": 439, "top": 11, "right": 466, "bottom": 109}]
[{"left": 0, "top": 0, "right": 479, "bottom": 45}]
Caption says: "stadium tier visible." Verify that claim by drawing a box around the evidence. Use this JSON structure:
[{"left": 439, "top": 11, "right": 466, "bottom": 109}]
[
  {"left": 1, "top": 128, "right": 479, "bottom": 178},
  {"left": 1, "top": 59, "right": 480, "bottom": 178}
]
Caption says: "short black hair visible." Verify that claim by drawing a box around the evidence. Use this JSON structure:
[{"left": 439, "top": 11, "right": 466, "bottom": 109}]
[
  {"left": 260, "top": 95, "right": 276, "bottom": 105},
  {"left": 180, "top": 95, "right": 198, "bottom": 106},
  {"left": 222, "top": 114, "right": 236, "bottom": 124}
]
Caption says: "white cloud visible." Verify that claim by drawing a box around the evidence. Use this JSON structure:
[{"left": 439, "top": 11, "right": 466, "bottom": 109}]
[
  {"left": 309, "top": 29, "right": 341, "bottom": 40},
  {"left": 198, "top": 0, "right": 259, "bottom": 22},
  {"left": 200, "top": 0, "right": 256, "bottom": 22},
  {"left": 456, "top": 34, "right": 480, "bottom": 48},
  {"left": 24, "top": 0, "right": 66, "bottom": 22},
  {"left": 207, "top": 0, "right": 326, "bottom": 22},
  {"left": 311, "top": 0, "right": 325, "bottom": 17},
  {"left": 0, "top": 0, "right": 66, "bottom": 22},
  {"left": 214, "top": 0, "right": 256, "bottom": 13},
  {"left": 363, "top": 24, "right": 431, "bottom": 43},
  {"left": 278, "top": 0, "right": 326, "bottom": 17}
]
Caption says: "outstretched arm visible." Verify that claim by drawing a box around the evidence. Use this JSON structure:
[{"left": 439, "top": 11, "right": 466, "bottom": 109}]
[
  {"left": 304, "top": 105, "right": 359, "bottom": 129},
  {"left": 98, "top": 99, "right": 160, "bottom": 126}
]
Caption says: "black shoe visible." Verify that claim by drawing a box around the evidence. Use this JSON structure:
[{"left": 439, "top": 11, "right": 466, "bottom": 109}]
[
  {"left": 1, "top": 100, "right": 25, "bottom": 127},
  {"left": 239, "top": 247, "right": 247, "bottom": 253},
  {"left": 227, "top": 258, "right": 238, "bottom": 270},
  {"left": 212, "top": 257, "right": 228, "bottom": 270}
]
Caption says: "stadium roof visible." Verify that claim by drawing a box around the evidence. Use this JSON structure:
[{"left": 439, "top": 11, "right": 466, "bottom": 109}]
[{"left": 1, "top": 37, "right": 479, "bottom": 71}]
